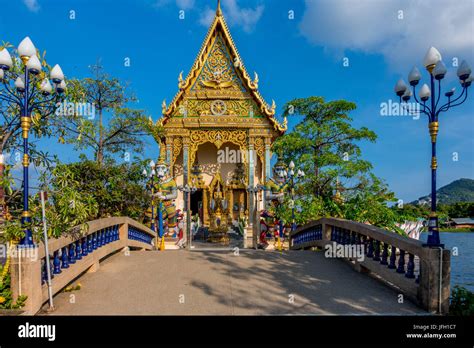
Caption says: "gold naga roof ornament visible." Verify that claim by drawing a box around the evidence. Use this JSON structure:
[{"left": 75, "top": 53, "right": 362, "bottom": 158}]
[
  {"left": 252, "top": 71, "right": 259, "bottom": 89},
  {"left": 178, "top": 71, "right": 186, "bottom": 90},
  {"left": 161, "top": 99, "right": 167, "bottom": 114}
]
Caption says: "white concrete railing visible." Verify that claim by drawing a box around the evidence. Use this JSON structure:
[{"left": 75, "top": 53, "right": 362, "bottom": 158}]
[
  {"left": 290, "top": 217, "right": 451, "bottom": 314},
  {"left": 10, "top": 217, "right": 156, "bottom": 315}
]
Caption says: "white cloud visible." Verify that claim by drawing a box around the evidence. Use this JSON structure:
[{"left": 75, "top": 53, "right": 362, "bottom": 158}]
[
  {"left": 199, "top": 0, "right": 264, "bottom": 33},
  {"left": 300, "top": 0, "right": 474, "bottom": 69},
  {"left": 199, "top": 8, "right": 216, "bottom": 27},
  {"left": 23, "top": 0, "right": 40, "bottom": 12},
  {"left": 153, "top": 0, "right": 193, "bottom": 9},
  {"left": 176, "top": 0, "right": 195, "bottom": 10}
]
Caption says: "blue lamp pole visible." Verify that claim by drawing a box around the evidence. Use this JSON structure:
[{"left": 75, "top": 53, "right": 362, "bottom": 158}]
[
  {"left": 0, "top": 37, "right": 65, "bottom": 247},
  {"left": 394, "top": 47, "right": 472, "bottom": 247}
]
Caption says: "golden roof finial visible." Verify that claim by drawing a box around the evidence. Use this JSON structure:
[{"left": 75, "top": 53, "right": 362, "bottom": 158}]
[
  {"left": 178, "top": 71, "right": 184, "bottom": 89},
  {"left": 216, "top": 0, "right": 222, "bottom": 16},
  {"left": 162, "top": 99, "right": 167, "bottom": 114}
]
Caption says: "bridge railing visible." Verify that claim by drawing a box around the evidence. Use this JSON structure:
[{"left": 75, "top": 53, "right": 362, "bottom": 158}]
[
  {"left": 10, "top": 216, "right": 156, "bottom": 315},
  {"left": 290, "top": 217, "right": 451, "bottom": 314}
]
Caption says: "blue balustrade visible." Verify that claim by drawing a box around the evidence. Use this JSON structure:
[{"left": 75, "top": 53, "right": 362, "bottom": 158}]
[
  {"left": 82, "top": 237, "right": 88, "bottom": 257},
  {"left": 75, "top": 240, "right": 82, "bottom": 260},
  {"left": 53, "top": 250, "right": 61, "bottom": 274},
  {"left": 92, "top": 233, "right": 98, "bottom": 250},
  {"left": 61, "top": 247, "right": 69, "bottom": 269},
  {"left": 68, "top": 243, "right": 76, "bottom": 264},
  {"left": 87, "top": 235, "right": 93, "bottom": 253}
]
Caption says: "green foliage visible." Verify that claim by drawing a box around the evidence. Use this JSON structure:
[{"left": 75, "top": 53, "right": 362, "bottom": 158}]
[
  {"left": 273, "top": 97, "right": 377, "bottom": 198},
  {"left": 0, "top": 264, "right": 27, "bottom": 310},
  {"left": 449, "top": 286, "right": 474, "bottom": 316},
  {"left": 273, "top": 97, "right": 402, "bottom": 232},
  {"left": 53, "top": 64, "right": 149, "bottom": 164},
  {"left": 438, "top": 202, "right": 474, "bottom": 219},
  {"left": 41, "top": 159, "right": 149, "bottom": 223}
]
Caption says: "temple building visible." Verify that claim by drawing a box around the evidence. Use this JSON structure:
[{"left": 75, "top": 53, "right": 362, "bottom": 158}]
[{"left": 154, "top": 1, "right": 286, "bottom": 247}]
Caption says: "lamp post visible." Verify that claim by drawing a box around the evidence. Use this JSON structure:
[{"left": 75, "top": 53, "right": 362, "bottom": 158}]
[
  {"left": 285, "top": 161, "right": 305, "bottom": 233},
  {"left": 394, "top": 47, "right": 472, "bottom": 247},
  {"left": 177, "top": 184, "right": 197, "bottom": 248},
  {"left": 0, "top": 37, "right": 65, "bottom": 246},
  {"left": 143, "top": 160, "right": 157, "bottom": 232}
]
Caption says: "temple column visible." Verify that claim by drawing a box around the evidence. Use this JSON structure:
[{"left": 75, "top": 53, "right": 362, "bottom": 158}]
[
  {"left": 228, "top": 189, "right": 234, "bottom": 221},
  {"left": 245, "top": 137, "right": 256, "bottom": 248},
  {"left": 165, "top": 136, "right": 173, "bottom": 166},
  {"left": 182, "top": 137, "right": 190, "bottom": 246},
  {"left": 203, "top": 188, "right": 209, "bottom": 226},
  {"left": 263, "top": 137, "right": 271, "bottom": 209}
]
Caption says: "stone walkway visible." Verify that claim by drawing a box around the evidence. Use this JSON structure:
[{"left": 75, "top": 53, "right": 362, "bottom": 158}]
[{"left": 45, "top": 250, "right": 426, "bottom": 315}]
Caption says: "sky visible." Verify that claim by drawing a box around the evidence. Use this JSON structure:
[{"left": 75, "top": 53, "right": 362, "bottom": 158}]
[{"left": 0, "top": 0, "right": 473, "bottom": 203}]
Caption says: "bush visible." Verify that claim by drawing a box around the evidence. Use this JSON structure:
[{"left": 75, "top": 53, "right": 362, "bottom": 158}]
[
  {"left": 449, "top": 286, "right": 474, "bottom": 316},
  {"left": 0, "top": 264, "right": 27, "bottom": 309}
]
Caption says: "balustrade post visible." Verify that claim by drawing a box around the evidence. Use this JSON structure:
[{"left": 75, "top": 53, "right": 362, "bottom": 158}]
[
  {"left": 406, "top": 253, "right": 415, "bottom": 278},
  {"left": 396, "top": 250, "right": 406, "bottom": 274},
  {"left": 82, "top": 237, "right": 88, "bottom": 256},
  {"left": 380, "top": 243, "right": 389, "bottom": 265},
  {"left": 61, "top": 247, "right": 69, "bottom": 268},
  {"left": 388, "top": 246, "right": 397, "bottom": 269},
  {"left": 373, "top": 240, "right": 380, "bottom": 261},
  {"left": 68, "top": 243, "right": 76, "bottom": 264},
  {"left": 53, "top": 250, "right": 61, "bottom": 274},
  {"left": 75, "top": 240, "right": 82, "bottom": 260},
  {"left": 367, "top": 238, "right": 374, "bottom": 258},
  {"left": 10, "top": 246, "right": 43, "bottom": 315},
  {"left": 119, "top": 222, "right": 128, "bottom": 242},
  {"left": 418, "top": 247, "right": 451, "bottom": 314}
]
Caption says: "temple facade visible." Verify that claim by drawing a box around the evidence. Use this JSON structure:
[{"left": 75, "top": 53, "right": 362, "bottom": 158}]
[{"left": 154, "top": 2, "right": 286, "bottom": 247}]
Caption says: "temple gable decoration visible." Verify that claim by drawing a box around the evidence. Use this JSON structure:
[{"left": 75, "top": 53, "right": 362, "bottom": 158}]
[{"left": 159, "top": 2, "right": 286, "bottom": 133}]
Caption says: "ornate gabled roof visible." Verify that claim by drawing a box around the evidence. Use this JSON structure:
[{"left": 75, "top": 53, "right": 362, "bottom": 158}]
[{"left": 159, "top": 0, "right": 286, "bottom": 134}]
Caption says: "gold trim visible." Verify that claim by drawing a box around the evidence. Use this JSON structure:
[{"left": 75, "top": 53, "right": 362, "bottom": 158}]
[
  {"left": 21, "top": 116, "right": 31, "bottom": 139},
  {"left": 20, "top": 56, "right": 30, "bottom": 65},
  {"left": 431, "top": 156, "right": 438, "bottom": 170},
  {"left": 428, "top": 121, "right": 439, "bottom": 143},
  {"left": 189, "top": 129, "right": 248, "bottom": 167},
  {"left": 21, "top": 211, "right": 31, "bottom": 218},
  {"left": 22, "top": 154, "right": 29, "bottom": 167}
]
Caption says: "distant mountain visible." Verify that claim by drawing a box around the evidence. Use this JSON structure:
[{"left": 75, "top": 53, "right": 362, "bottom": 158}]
[{"left": 411, "top": 178, "right": 474, "bottom": 205}]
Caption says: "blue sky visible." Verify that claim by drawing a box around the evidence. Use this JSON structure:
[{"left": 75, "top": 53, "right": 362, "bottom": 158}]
[{"left": 0, "top": 0, "right": 473, "bottom": 202}]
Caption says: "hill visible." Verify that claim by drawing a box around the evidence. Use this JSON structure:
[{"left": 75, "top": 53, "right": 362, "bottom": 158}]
[{"left": 411, "top": 178, "right": 474, "bottom": 205}]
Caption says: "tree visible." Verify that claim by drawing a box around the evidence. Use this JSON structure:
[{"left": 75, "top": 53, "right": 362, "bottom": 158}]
[
  {"left": 273, "top": 97, "right": 377, "bottom": 198},
  {"left": 54, "top": 64, "right": 148, "bottom": 164},
  {"left": 273, "top": 97, "right": 405, "bottom": 232},
  {"left": 41, "top": 158, "right": 150, "bottom": 222}
]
